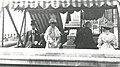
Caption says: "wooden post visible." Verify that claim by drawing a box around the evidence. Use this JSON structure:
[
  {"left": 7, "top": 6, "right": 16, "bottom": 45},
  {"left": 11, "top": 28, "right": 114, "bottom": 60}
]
[
  {"left": 116, "top": 1, "right": 120, "bottom": 49},
  {"left": 17, "top": 10, "right": 26, "bottom": 47},
  {"left": 117, "top": 8, "right": 120, "bottom": 49},
  {"left": 80, "top": 10, "right": 83, "bottom": 27},
  {"left": 2, "top": 7, "right": 4, "bottom": 47},
  {"left": 5, "top": 5, "right": 24, "bottom": 47},
  {"left": 20, "top": 11, "right": 25, "bottom": 36},
  {"left": 24, "top": 9, "right": 26, "bottom": 37},
  {"left": 111, "top": 9, "right": 114, "bottom": 33}
]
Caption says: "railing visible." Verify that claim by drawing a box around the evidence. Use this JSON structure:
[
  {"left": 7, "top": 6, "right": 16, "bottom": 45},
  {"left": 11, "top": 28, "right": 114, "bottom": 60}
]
[
  {"left": 4, "top": 34, "right": 17, "bottom": 39},
  {"left": 0, "top": 49, "right": 119, "bottom": 67},
  {"left": 0, "top": 34, "right": 20, "bottom": 47}
]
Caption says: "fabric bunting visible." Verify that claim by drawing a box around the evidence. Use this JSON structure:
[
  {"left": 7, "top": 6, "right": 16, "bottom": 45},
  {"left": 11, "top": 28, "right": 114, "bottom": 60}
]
[{"left": 2, "top": 0, "right": 118, "bottom": 34}]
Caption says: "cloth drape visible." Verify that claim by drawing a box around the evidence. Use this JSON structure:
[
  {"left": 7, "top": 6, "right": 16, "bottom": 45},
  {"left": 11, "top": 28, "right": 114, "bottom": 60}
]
[{"left": 29, "top": 10, "right": 64, "bottom": 34}]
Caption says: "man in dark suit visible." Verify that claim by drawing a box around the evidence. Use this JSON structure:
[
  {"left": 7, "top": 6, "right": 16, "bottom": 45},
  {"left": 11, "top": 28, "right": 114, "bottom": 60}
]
[
  {"left": 24, "top": 20, "right": 45, "bottom": 48},
  {"left": 74, "top": 21, "right": 96, "bottom": 49}
]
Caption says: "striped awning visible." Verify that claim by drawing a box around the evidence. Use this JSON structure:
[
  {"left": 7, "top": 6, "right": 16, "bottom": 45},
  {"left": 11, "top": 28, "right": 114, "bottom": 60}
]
[
  {"left": 1, "top": 0, "right": 118, "bottom": 34},
  {"left": 2, "top": 0, "right": 118, "bottom": 12}
]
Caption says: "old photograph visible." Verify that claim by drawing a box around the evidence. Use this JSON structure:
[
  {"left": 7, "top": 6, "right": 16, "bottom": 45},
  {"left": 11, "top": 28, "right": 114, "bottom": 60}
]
[{"left": 0, "top": 0, "right": 120, "bottom": 67}]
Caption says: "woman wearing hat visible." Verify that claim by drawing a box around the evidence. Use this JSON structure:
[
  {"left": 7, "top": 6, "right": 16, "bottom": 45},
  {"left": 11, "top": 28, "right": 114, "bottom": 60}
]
[
  {"left": 44, "top": 18, "right": 61, "bottom": 48},
  {"left": 97, "top": 21, "right": 118, "bottom": 50}
]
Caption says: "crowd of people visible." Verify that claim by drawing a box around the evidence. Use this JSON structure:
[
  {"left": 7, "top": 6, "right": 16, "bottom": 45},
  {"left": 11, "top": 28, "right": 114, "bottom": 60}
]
[{"left": 22, "top": 15, "right": 119, "bottom": 50}]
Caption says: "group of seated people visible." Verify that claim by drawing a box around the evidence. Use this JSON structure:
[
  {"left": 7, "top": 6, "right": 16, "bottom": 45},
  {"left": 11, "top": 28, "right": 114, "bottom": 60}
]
[
  {"left": 22, "top": 17, "right": 119, "bottom": 50},
  {"left": 74, "top": 21, "right": 118, "bottom": 50},
  {"left": 23, "top": 18, "right": 62, "bottom": 48}
]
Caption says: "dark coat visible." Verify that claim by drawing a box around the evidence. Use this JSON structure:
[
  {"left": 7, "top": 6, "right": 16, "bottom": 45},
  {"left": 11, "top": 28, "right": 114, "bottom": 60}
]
[
  {"left": 74, "top": 27, "right": 96, "bottom": 49},
  {"left": 24, "top": 30, "right": 46, "bottom": 48}
]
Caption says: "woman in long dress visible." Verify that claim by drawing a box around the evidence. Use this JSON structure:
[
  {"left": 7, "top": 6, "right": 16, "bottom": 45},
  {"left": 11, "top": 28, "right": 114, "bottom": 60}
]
[
  {"left": 97, "top": 21, "right": 118, "bottom": 50},
  {"left": 44, "top": 18, "right": 61, "bottom": 48}
]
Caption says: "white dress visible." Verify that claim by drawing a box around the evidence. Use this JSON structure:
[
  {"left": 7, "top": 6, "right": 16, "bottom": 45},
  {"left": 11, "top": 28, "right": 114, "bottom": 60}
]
[
  {"left": 44, "top": 26, "right": 61, "bottom": 48},
  {"left": 97, "top": 32, "right": 118, "bottom": 50}
]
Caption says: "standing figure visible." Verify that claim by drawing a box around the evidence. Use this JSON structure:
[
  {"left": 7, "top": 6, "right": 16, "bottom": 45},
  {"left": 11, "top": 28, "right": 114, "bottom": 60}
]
[
  {"left": 74, "top": 21, "right": 96, "bottom": 49},
  {"left": 97, "top": 21, "right": 118, "bottom": 50},
  {"left": 24, "top": 20, "right": 42, "bottom": 48},
  {"left": 44, "top": 18, "right": 61, "bottom": 48}
]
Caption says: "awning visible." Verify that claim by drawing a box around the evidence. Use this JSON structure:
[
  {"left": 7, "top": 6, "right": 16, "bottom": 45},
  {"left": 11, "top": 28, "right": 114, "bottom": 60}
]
[
  {"left": 9, "top": 0, "right": 117, "bottom": 20},
  {"left": 1, "top": 0, "right": 118, "bottom": 33},
  {"left": 2, "top": 0, "right": 118, "bottom": 11}
]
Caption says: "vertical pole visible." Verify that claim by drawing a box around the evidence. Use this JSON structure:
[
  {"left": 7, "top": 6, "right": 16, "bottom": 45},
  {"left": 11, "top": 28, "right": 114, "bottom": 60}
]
[
  {"left": 17, "top": 10, "right": 26, "bottom": 47},
  {"left": 112, "top": 9, "right": 114, "bottom": 22},
  {"left": 24, "top": 9, "right": 26, "bottom": 37},
  {"left": 117, "top": 1, "right": 120, "bottom": 49},
  {"left": 117, "top": 8, "right": 120, "bottom": 49},
  {"left": 111, "top": 9, "right": 114, "bottom": 33},
  {"left": 2, "top": 7, "right": 4, "bottom": 47},
  {"left": 80, "top": 10, "right": 83, "bottom": 27},
  {"left": 20, "top": 11, "right": 25, "bottom": 36}
]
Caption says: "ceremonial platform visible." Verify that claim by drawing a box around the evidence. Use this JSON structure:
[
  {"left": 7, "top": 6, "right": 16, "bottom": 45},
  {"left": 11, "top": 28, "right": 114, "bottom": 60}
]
[{"left": 0, "top": 48, "right": 120, "bottom": 67}]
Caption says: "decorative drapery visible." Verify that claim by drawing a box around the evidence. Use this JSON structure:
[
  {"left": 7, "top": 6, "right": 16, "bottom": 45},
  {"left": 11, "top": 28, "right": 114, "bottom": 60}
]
[
  {"left": 26, "top": 3, "right": 117, "bottom": 33},
  {"left": 3, "top": 0, "right": 118, "bottom": 9},
  {"left": 28, "top": 5, "right": 63, "bottom": 33},
  {"left": 1, "top": 0, "right": 118, "bottom": 33},
  {"left": 2, "top": 0, "right": 117, "bottom": 11}
]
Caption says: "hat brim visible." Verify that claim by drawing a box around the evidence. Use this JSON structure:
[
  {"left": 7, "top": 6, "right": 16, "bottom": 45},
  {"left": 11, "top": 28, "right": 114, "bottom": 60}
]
[
  {"left": 101, "top": 25, "right": 113, "bottom": 28},
  {"left": 49, "top": 22, "right": 56, "bottom": 24}
]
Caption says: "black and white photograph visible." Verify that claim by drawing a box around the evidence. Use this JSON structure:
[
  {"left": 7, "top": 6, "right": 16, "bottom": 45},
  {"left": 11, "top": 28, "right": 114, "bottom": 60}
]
[{"left": 0, "top": 0, "right": 120, "bottom": 67}]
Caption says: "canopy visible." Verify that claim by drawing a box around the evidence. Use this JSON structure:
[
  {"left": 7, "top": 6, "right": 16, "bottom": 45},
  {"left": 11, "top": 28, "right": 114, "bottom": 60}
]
[
  {"left": 2, "top": 0, "right": 118, "bottom": 8},
  {"left": 1, "top": 0, "right": 118, "bottom": 33}
]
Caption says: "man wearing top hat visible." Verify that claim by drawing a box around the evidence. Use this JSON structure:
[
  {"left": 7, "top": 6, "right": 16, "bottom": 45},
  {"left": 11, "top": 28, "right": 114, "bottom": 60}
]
[{"left": 24, "top": 20, "right": 43, "bottom": 48}]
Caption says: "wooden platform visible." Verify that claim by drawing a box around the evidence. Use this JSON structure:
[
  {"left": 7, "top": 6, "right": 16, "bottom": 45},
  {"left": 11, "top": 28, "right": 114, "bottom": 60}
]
[{"left": 0, "top": 48, "right": 120, "bottom": 67}]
